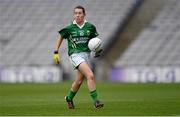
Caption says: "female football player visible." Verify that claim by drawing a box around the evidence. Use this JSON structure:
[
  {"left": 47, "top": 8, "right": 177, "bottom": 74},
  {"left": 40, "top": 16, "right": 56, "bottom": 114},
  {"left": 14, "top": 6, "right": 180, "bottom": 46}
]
[{"left": 53, "top": 5, "right": 103, "bottom": 109}]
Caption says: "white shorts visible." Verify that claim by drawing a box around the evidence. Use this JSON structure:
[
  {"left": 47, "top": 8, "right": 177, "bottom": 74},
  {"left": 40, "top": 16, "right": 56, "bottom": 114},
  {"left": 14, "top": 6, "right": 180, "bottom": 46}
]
[{"left": 69, "top": 52, "right": 92, "bottom": 69}]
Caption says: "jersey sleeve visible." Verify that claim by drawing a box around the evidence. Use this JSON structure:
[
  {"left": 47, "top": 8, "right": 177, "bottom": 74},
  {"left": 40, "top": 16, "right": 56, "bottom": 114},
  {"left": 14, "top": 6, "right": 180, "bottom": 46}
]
[
  {"left": 58, "top": 28, "right": 69, "bottom": 39},
  {"left": 91, "top": 25, "right": 99, "bottom": 38}
]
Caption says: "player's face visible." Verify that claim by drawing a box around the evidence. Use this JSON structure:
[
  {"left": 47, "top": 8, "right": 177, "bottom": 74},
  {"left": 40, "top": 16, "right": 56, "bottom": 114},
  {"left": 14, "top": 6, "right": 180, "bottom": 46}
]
[{"left": 74, "top": 8, "right": 85, "bottom": 25}]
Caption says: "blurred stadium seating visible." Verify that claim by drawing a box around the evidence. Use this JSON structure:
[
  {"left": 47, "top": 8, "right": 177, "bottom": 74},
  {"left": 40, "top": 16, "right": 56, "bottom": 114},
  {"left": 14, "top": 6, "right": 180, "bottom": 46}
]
[{"left": 114, "top": 0, "right": 180, "bottom": 67}]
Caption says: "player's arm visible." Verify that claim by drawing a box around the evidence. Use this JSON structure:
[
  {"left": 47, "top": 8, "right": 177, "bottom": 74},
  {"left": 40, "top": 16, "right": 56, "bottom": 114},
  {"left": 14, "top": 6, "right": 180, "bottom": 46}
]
[
  {"left": 54, "top": 34, "right": 63, "bottom": 52},
  {"left": 53, "top": 34, "right": 63, "bottom": 64}
]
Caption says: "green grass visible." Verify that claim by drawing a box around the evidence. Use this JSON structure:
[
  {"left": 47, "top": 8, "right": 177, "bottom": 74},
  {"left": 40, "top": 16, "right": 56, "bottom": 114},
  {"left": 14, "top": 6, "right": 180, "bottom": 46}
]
[{"left": 0, "top": 82, "right": 180, "bottom": 116}]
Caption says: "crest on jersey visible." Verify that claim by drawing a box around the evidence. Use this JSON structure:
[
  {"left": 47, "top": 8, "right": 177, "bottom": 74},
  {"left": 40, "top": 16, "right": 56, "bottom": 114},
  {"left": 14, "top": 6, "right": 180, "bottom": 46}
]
[{"left": 79, "top": 30, "right": 84, "bottom": 36}]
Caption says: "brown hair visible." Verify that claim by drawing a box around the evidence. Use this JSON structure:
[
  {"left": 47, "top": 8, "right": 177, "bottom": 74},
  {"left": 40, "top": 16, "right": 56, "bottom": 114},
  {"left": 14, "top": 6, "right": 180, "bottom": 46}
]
[{"left": 74, "top": 5, "right": 86, "bottom": 15}]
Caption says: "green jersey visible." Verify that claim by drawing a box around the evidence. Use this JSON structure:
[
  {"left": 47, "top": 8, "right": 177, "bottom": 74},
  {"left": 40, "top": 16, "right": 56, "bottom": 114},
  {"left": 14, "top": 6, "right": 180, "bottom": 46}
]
[{"left": 59, "top": 21, "right": 99, "bottom": 56}]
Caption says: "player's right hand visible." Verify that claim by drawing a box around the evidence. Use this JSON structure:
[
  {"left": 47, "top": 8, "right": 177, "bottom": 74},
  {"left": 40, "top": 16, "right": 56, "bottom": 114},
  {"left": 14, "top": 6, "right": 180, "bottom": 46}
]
[{"left": 53, "top": 51, "right": 60, "bottom": 64}]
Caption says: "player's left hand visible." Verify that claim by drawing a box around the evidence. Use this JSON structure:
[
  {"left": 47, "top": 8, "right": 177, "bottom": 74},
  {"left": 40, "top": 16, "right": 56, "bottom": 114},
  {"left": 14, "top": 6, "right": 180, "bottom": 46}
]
[
  {"left": 94, "top": 49, "right": 103, "bottom": 58},
  {"left": 53, "top": 51, "right": 60, "bottom": 64}
]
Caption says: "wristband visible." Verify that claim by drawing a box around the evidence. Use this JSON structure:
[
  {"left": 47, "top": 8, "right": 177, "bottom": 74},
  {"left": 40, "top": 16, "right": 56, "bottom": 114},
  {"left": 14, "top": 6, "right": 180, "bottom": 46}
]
[{"left": 54, "top": 51, "right": 58, "bottom": 54}]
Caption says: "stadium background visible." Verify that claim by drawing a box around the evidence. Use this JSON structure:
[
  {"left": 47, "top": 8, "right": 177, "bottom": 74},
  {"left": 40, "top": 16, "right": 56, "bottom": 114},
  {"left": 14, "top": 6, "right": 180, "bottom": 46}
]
[{"left": 0, "top": 0, "right": 180, "bottom": 116}]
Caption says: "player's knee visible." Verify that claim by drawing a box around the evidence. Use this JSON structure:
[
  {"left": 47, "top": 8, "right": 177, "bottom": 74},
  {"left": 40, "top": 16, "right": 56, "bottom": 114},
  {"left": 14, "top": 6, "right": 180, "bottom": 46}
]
[
  {"left": 87, "top": 73, "right": 94, "bottom": 81},
  {"left": 75, "top": 80, "right": 83, "bottom": 86}
]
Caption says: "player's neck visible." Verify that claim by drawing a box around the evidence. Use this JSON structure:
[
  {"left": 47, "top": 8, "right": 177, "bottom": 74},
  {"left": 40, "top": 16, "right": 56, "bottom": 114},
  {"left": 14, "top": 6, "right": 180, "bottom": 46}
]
[{"left": 77, "top": 20, "right": 84, "bottom": 26}]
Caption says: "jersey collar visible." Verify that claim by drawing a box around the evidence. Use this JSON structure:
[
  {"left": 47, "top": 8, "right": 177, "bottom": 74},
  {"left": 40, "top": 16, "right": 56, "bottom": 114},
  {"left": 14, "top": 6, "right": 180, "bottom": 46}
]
[{"left": 73, "top": 20, "right": 87, "bottom": 29}]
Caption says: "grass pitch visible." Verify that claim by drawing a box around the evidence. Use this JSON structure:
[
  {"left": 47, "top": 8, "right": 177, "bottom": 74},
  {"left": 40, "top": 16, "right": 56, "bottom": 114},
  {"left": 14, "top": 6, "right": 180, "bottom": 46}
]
[{"left": 0, "top": 82, "right": 180, "bottom": 116}]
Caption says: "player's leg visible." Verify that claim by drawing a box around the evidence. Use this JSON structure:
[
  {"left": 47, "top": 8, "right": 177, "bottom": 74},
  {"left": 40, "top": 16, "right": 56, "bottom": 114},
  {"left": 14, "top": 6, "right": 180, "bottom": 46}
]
[
  {"left": 65, "top": 70, "right": 84, "bottom": 109},
  {"left": 67, "top": 70, "right": 84, "bottom": 100},
  {"left": 72, "top": 70, "right": 85, "bottom": 92},
  {"left": 78, "top": 62, "right": 104, "bottom": 108},
  {"left": 78, "top": 62, "right": 96, "bottom": 91}
]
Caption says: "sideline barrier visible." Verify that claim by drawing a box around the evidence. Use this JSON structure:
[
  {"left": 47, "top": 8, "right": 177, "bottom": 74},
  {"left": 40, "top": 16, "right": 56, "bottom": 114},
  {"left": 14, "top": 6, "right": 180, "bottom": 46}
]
[
  {"left": 110, "top": 67, "right": 180, "bottom": 83},
  {"left": 0, "top": 66, "right": 62, "bottom": 83}
]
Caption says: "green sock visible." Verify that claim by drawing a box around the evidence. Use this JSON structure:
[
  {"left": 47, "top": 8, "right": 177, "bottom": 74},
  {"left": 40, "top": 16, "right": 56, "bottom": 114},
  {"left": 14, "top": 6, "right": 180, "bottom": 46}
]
[
  {"left": 90, "top": 90, "right": 98, "bottom": 103},
  {"left": 67, "top": 90, "right": 76, "bottom": 101}
]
